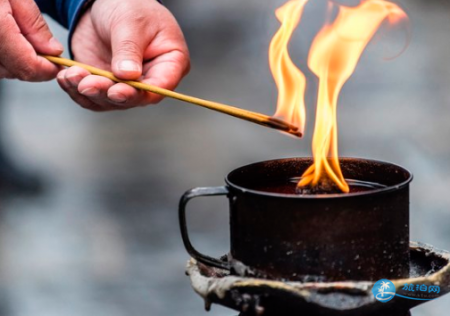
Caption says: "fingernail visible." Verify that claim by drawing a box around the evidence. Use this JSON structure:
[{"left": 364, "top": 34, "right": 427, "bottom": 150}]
[
  {"left": 57, "top": 73, "right": 70, "bottom": 89},
  {"left": 57, "top": 71, "right": 65, "bottom": 81},
  {"left": 109, "top": 93, "right": 127, "bottom": 103},
  {"left": 81, "top": 87, "right": 100, "bottom": 97},
  {"left": 66, "top": 74, "right": 81, "bottom": 86},
  {"left": 118, "top": 60, "right": 140, "bottom": 73},
  {"left": 49, "top": 37, "right": 64, "bottom": 53}
]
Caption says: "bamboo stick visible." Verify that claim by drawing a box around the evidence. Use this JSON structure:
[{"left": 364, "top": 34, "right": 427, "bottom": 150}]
[{"left": 42, "top": 55, "right": 302, "bottom": 138}]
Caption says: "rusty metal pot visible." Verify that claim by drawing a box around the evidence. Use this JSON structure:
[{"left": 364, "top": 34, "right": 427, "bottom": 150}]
[{"left": 179, "top": 157, "right": 412, "bottom": 282}]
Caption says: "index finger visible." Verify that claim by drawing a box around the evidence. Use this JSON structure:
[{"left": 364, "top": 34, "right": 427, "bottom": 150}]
[{"left": 0, "top": 0, "right": 60, "bottom": 81}]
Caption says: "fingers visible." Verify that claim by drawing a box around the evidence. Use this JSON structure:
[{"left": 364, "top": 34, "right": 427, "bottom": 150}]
[
  {"left": 57, "top": 48, "right": 190, "bottom": 110},
  {"left": 67, "top": 0, "right": 190, "bottom": 109},
  {"left": 57, "top": 67, "right": 101, "bottom": 111},
  {"left": 57, "top": 66, "right": 142, "bottom": 111},
  {"left": 110, "top": 19, "right": 147, "bottom": 80},
  {"left": 0, "top": 0, "right": 61, "bottom": 81},
  {"left": 57, "top": 66, "right": 112, "bottom": 111},
  {"left": 10, "top": 0, "right": 64, "bottom": 55},
  {"left": 107, "top": 17, "right": 190, "bottom": 105}
]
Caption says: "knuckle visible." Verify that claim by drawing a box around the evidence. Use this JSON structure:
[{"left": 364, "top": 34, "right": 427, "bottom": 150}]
[
  {"left": 122, "top": 13, "right": 147, "bottom": 28},
  {"left": 169, "top": 49, "right": 191, "bottom": 77},
  {"left": 27, "top": 12, "right": 47, "bottom": 36},
  {"left": 116, "top": 39, "right": 141, "bottom": 56},
  {"left": 183, "top": 58, "right": 191, "bottom": 76},
  {"left": 111, "top": 4, "right": 146, "bottom": 26}
]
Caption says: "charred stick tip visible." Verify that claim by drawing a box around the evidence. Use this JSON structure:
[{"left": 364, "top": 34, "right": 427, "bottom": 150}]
[{"left": 266, "top": 117, "right": 302, "bottom": 138}]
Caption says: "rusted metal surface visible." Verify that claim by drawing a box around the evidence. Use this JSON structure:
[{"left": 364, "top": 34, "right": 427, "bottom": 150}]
[{"left": 186, "top": 242, "right": 450, "bottom": 316}]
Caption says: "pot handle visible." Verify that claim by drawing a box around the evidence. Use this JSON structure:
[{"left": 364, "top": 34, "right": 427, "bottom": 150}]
[{"left": 179, "top": 186, "right": 230, "bottom": 270}]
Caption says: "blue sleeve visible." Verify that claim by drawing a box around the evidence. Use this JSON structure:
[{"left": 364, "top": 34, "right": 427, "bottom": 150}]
[
  {"left": 35, "top": 0, "right": 89, "bottom": 30},
  {"left": 36, "top": 0, "right": 90, "bottom": 57},
  {"left": 36, "top": 0, "right": 162, "bottom": 57}
]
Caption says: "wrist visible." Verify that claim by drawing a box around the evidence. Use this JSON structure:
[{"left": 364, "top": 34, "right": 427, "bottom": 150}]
[{"left": 67, "top": 0, "right": 96, "bottom": 58}]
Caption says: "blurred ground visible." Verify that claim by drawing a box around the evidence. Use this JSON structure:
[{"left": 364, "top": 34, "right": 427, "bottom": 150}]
[{"left": 0, "top": 0, "right": 449, "bottom": 315}]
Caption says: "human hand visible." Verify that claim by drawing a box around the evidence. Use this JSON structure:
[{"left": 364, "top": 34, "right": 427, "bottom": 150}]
[
  {"left": 57, "top": 0, "right": 190, "bottom": 111},
  {"left": 0, "top": 0, "right": 64, "bottom": 81}
]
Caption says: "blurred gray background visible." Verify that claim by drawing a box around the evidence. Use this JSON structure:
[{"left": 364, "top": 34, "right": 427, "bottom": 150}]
[{"left": 0, "top": 0, "right": 449, "bottom": 315}]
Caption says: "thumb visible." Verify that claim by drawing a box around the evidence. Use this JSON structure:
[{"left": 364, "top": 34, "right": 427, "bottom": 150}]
[
  {"left": 111, "top": 24, "right": 147, "bottom": 80},
  {"left": 10, "top": 0, "right": 64, "bottom": 55}
]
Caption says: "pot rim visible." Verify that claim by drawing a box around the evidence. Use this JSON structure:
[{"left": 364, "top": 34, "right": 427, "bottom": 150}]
[{"left": 224, "top": 157, "right": 413, "bottom": 199}]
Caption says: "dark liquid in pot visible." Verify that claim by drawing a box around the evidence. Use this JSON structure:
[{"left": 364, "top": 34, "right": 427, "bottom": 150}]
[{"left": 250, "top": 177, "right": 386, "bottom": 195}]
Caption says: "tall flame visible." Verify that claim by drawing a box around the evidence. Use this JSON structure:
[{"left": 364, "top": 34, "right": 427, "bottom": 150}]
[
  {"left": 270, "top": 0, "right": 407, "bottom": 193},
  {"left": 269, "top": 0, "right": 309, "bottom": 134},
  {"left": 298, "top": 0, "right": 407, "bottom": 193}
]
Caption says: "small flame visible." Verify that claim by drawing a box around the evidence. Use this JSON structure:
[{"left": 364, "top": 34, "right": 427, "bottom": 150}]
[
  {"left": 269, "top": 0, "right": 408, "bottom": 193},
  {"left": 269, "top": 0, "right": 309, "bottom": 134}
]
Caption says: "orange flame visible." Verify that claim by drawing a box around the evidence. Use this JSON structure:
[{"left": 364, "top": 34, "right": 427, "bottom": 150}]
[
  {"left": 269, "top": 0, "right": 309, "bottom": 134},
  {"left": 299, "top": 0, "right": 407, "bottom": 193},
  {"left": 269, "top": 0, "right": 407, "bottom": 193}
]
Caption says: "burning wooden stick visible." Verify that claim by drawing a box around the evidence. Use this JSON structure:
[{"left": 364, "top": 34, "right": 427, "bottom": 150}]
[{"left": 42, "top": 55, "right": 302, "bottom": 138}]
